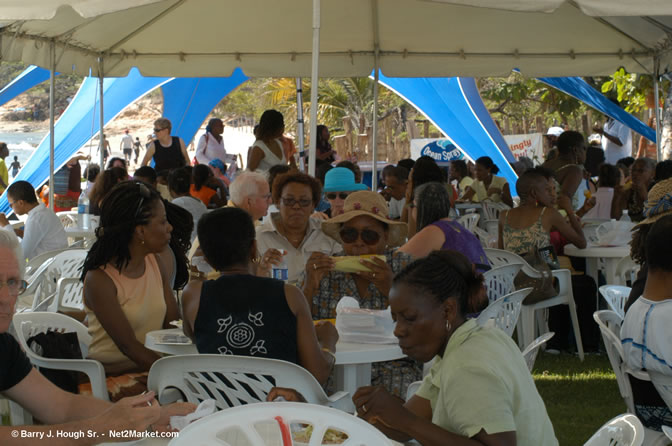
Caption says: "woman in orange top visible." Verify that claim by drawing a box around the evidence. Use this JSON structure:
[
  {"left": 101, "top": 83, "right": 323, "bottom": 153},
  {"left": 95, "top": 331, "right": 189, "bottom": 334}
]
[{"left": 190, "top": 164, "right": 226, "bottom": 208}]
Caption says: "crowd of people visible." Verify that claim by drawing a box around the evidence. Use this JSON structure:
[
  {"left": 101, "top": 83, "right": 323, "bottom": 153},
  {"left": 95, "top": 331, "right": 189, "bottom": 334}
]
[{"left": 1, "top": 105, "right": 672, "bottom": 445}]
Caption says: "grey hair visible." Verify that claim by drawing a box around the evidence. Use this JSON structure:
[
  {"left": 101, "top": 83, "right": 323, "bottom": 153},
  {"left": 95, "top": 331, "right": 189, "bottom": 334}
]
[
  {"left": 0, "top": 227, "right": 24, "bottom": 279},
  {"left": 229, "top": 171, "right": 267, "bottom": 206}
]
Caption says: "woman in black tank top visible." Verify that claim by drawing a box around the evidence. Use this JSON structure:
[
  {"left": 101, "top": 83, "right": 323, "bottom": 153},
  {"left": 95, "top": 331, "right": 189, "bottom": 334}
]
[
  {"left": 140, "top": 118, "right": 188, "bottom": 171},
  {"left": 180, "top": 207, "right": 338, "bottom": 386}
]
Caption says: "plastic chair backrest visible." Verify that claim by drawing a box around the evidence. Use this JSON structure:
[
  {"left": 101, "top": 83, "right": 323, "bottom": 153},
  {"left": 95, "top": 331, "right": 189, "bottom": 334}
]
[
  {"left": 615, "top": 256, "right": 639, "bottom": 287},
  {"left": 148, "top": 355, "right": 332, "bottom": 411},
  {"left": 472, "top": 227, "right": 496, "bottom": 248},
  {"left": 457, "top": 213, "right": 480, "bottom": 233},
  {"left": 483, "top": 263, "right": 522, "bottom": 304},
  {"left": 521, "top": 332, "right": 555, "bottom": 372},
  {"left": 484, "top": 248, "right": 540, "bottom": 278},
  {"left": 13, "top": 311, "right": 92, "bottom": 357},
  {"left": 405, "top": 380, "right": 422, "bottom": 402},
  {"left": 583, "top": 414, "right": 644, "bottom": 446},
  {"left": 476, "top": 288, "right": 531, "bottom": 336},
  {"left": 593, "top": 310, "right": 633, "bottom": 409},
  {"left": 169, "top": 402, "right": 393, "bottom": 446},
  {"left": 598, "top": 285, "right": 631, "bottom": 320},
  {"left": 481, "top": 201, "right": 510, "bottom": 221},
  {"left": 33, "top": 249, "right": 87, "bottom": 312}
]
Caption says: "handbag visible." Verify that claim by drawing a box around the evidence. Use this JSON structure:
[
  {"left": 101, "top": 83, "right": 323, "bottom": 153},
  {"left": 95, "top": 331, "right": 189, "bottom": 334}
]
[
  {"left": 27, "top": 331, "right": 84, "bottom": 394},
  {"left": 514, "top": 245, "right": 560, "bottom": 305}
]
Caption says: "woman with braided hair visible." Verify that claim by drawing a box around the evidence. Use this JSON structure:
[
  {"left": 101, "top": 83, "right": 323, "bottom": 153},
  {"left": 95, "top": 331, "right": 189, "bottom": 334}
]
[{"left": 80, "top": 181, "right": 180, "bottom": 400}]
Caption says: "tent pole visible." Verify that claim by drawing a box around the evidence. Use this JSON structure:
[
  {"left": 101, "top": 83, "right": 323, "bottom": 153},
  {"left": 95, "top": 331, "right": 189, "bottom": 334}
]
[
  {"left": 370, "top": 0, "right": 380, "bottom": 191},
  {"left": 48, "top": 40, "right": 56, "bottom": 208},
  {"left": 653, "top": 56, "right": 662, "bottom": 161},
  {"left": 296, "top": 77, "right": 305, "bottom": 172},
  {"left": 308, "top": 0, "right": 320, "bottom": 177},
  {"left": 98, "top": 57, "right": 105, "bottom": 169}
]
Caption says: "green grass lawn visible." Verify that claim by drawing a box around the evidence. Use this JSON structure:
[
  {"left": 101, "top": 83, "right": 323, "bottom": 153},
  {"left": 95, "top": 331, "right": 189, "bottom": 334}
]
[{"left": 532, "top": 352, "right": 626, "bottom": 445}]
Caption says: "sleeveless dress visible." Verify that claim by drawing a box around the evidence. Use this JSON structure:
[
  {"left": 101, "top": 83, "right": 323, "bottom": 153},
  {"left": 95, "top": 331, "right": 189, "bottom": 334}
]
[
  {"left": 554, "top": 163, "right": 581, "bottom": 211},
  {"left": 153, "top": 136, "right": 186, "bottom": 171},
  {"left": 501, "top": 208, "right": 550, "bottom": 255},
  {"left": 431, "top": 219, "right": 490, "bottom": 271},
  {"left": 194, "top": 274, "right": 298, "bottom": 363},
  {"left": 252, "top": 139, "right": 286, "bottom": 173}
]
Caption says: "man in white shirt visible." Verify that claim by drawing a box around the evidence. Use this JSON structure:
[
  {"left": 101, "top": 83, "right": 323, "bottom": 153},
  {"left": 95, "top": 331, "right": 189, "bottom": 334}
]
[
  {"left": 382, "top": 165, "right": 409, "bottom": 220},
  {"left": 229, "top": 171, "right": 271, "bottom": 222},
  {"left": 195, "top": 118, "right": 227, "bottom": 165},
  {"left": 0, "top": 181, "right": 67, "bottom": 261},
  {"left": 593, "top": 101, "right": 632, "bottom": 164},
  {"left": 120, "top": 129, "right": 134, "bottom": 164}
]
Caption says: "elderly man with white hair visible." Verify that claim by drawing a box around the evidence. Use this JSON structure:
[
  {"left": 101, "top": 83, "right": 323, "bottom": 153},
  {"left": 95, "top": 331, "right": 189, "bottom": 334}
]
[
  {"left": 0, "top": 229, "right": 194, "bottom": 443},
  {"left": 228, "top": 170, "right": 272, "bottom": 222}
]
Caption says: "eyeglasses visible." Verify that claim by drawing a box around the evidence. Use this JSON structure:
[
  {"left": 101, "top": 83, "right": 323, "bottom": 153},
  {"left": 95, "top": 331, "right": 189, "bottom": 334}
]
[
  {"left": 0, "top": 278, "right": 28, "bottom": 296},
  {"left": 339, "top": 227, "right": 382, "bottom": 245},
  {"left": 280, "top": 197, "right": 312, "bottom": 208},
  {"left": 326, "top": 192, "right": 349, "bottom": 200},
  {"left": 133, "top": 182, "right": 152, "bottom": 223}
]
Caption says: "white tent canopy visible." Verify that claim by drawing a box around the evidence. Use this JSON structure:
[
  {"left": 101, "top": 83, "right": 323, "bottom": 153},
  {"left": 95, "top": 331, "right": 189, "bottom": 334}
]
[
  {"left": 0, "top": 0, "right": 162, "bottom": 21},
  {"left": 1, "top": 0, "right": 670, "bottom": 78}
]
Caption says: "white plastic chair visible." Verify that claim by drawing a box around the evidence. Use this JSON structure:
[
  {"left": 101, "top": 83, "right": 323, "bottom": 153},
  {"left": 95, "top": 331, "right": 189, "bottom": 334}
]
[
  {"left": 16, "top": 257, "right": 56, "bottom": 311},
  {"left": 593, "top": 311, "right": 670, "bottom": 446},
  {"left": 472, "top": 226, "right": 497, "bottom": 248},
  {"left": 169, "top": 402, "right": 394, "bottom": 446},
  {"left": 483, "top": 263, "right": 523, "bottom": 304},
  {"left": 31, "top": 249, "right": 87, "bottom": 313},
  {"left": 12, "top": 312, "right": 108, "bottom": 400},
  {"left": 484, "top": 248, "right": 584, "bottom": 360},
  {"left": 405, "top": 380, "right": 422, "bottom": 402},
  {"left": 457, "top": 213, "right": 480, "bottom": 233},
  {"left": 599, "top": 285, "right": 631, "bottom": 320},
  {"left": 147, "top": 354, "right": 348, "bottom": 411},
  {"left": 583, "top": 414, "right": 644, "bottom": 446},
  {"left": 615, "top": 256, "right": 640, "bottom": 287},
  {"left": 476, "top": 288, "right": 531, "bottom": 337},
  {"left": 56, "top": 211, "right": 78, "bottom": 229},
  {"left": 662, "top": 426, "right": 672, "bottom": 441},
  {"left": 521, "top": 332, "right": 554, "bottom": 372},
  {"left": 481, "top": 201, "right": 510, "bottom": 221}
]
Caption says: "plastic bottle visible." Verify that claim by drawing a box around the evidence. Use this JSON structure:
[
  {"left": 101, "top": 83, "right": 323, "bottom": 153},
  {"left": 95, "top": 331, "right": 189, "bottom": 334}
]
[
  {"left": 620, "top": 210, "right": 631, "bottom": 222},
  {"left": 77, "top": 190, "right": 90, "bottom": 229},
  {"left": 271, "top": 250, "right": 288, "bottom": 281}
]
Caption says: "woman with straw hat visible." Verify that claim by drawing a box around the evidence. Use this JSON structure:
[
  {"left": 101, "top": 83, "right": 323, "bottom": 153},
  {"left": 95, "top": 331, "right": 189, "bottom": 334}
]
[{"left": 302, "top": 190, "right": 421, "bottom": 397}]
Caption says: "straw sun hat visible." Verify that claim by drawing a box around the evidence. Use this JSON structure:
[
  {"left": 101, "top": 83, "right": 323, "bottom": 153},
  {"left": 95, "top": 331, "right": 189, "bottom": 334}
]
[
  {"left": 636, "top": 178, "right": 672, "bottom": 227},
  {"left": 322, "top": 191, "right": 407, "bottom": 247}
]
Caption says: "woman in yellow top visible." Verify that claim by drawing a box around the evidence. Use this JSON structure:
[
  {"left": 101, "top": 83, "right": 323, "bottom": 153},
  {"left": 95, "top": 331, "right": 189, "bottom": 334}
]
[
  {"left": 81, "top": 181, "right": 180, "bottom": 399},
  {"left": 461, "top": 156, "right": 513, "bottom": 207}
]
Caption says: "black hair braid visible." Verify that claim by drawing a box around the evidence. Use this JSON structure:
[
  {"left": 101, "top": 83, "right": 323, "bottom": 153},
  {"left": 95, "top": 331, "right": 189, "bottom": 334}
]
[
  {"left": 163, "top": 199, "right": 193, "bottom": 290},
  {"left": 80, "top": 181, "right": 160, "bottom": 280}
]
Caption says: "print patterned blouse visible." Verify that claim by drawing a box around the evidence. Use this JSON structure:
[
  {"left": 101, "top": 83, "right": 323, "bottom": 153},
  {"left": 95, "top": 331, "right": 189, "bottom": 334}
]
[{"left": 501, "top": 208, "right": 550, "bottom": 255}]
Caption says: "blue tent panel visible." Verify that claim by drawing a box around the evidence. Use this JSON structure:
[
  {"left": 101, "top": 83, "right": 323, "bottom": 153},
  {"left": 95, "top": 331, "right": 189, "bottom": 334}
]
[
  {"left": 380, "top": 75, "right": 518, "bottom": 194},
  {"left": 539, "top": 77, "right": 655, "bottom": 143},
  {"left": 0, "top": 68, "right": 168, "bottom": 214},
  {"left": 162, "top": 69, "right": 248, "bottom": 146},
  {"left": 0, "top": 65, "right": 52, "bottom": 108}
]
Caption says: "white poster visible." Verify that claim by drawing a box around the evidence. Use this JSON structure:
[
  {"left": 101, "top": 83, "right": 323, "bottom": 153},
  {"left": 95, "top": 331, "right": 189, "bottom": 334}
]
[
  {"left": 410, "top": 138, "right": 464, "bottom": 162},
  {"left": 503, "top": 133, "right": 544, "bottom": 165}
]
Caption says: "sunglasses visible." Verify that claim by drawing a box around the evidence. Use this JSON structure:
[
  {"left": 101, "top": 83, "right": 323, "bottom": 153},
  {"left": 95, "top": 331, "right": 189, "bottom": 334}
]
[
  {"left": 280, "top": 197, "right": 312, "bottom": 208},
  {"left": 326, "top": 192, "right": 349, "bottom": 200},
  {"left": 339, "top": 227, "right": 382, "bottom": 245},
  {"left": 153, "top": 127, "right": 166, "bottom": 133}
]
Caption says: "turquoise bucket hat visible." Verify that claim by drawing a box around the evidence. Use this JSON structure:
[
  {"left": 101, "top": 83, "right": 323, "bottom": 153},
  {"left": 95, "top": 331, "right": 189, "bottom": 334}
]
[{"left": 323, "top": 167, "right": 367, "bottom": 193}]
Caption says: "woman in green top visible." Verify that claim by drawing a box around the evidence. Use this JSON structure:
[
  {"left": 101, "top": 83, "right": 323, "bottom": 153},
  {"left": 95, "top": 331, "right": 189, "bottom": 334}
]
[{"left": 352, "top": 250, "right": 559, "bottom": 446}]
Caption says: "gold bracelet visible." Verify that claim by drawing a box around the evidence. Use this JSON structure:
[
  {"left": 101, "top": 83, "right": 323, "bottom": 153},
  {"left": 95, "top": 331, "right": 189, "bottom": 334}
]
[{"left": 321, "top": 347, "right": 336, "bottom": 360}]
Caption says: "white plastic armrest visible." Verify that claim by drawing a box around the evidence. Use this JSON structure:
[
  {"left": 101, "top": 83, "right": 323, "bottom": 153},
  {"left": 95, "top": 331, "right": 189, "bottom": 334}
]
[
  {"left": 551, "top": 269, "right": 572, "bottom": 295},
  {"left": 326, "top": 391, "right": 349, "bottom": 405},
  {"left": 27, "top": 356, "right": 108, "bottom": 401}
]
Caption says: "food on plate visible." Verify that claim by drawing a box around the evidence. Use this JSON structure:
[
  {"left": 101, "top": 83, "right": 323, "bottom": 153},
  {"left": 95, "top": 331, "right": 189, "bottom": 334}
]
[
  {"left": 331, "top": 255, "right": 386, "bottom": 273},
  {"left": 292, "top": 425, "right": 349, "bottom": 445}
]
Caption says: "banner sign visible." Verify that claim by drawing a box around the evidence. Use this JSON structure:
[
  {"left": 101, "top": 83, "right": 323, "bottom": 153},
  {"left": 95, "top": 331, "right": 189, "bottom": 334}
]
[
  {"left": 503, "top": 133, "right": 544, "bottom": 165},
  {"left": 410, "top": 138, "right": 464, "bottom": 162}
]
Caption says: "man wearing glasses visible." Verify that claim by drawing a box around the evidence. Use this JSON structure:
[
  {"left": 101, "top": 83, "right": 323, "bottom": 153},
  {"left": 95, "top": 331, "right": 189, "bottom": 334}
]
[
  {"left": 140, "top": 118, "right": 190, "bottom": 171},
  {"left": 0, "top": 181, "right": 67, "bottom": 261}
]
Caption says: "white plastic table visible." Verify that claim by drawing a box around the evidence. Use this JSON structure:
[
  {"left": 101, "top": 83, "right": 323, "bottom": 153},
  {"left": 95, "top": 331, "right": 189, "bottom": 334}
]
[
  {"left": 564, "top": 243, "right": 630, "bottom": 286},
  {"left": 64, "top": 226, "right": 97, "bottom": 240},
  {"left": 145, "top": 329, "right": 405, "bottom": 411}
]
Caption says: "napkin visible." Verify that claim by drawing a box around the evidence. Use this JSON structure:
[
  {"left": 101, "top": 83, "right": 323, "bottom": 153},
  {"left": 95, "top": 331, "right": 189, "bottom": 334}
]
[{"left": 170, "top": 399, "right": 216, "bottom": 431}]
